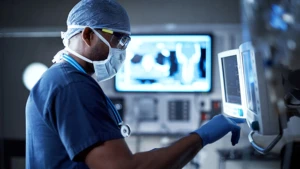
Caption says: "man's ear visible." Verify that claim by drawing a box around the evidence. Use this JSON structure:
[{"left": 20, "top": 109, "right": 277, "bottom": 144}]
[{"left": 81, "top": 27, "right": 94, "bottom": 47}]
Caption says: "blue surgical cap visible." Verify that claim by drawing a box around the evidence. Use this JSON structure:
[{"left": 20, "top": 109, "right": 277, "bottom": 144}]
[{"left": 62, "top": 0, "right": 131, "bottom": 42}]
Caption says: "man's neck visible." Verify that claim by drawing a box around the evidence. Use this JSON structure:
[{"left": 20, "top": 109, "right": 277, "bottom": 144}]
[{"left": 66, "top": 52, "right": 93, "bottom": 75}]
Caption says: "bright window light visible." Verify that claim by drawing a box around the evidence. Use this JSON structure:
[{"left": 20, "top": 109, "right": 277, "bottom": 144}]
[{"left": 22, "top": 62, "right": 48, "bottom": 91}]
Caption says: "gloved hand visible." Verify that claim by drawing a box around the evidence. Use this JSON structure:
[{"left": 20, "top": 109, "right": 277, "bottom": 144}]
[{"left": 192, "top": 114, "right": 243, "bottom": 147}]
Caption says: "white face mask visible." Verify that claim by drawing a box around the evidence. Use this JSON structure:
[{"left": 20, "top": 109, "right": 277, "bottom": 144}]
[{"left": 64, "top": 28, "right": 126, "bottom": 82}]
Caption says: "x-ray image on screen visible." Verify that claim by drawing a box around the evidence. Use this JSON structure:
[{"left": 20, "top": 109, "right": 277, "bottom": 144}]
[
  {"left": 242, "top": 50, "right": 257, "bottom": 113},
  {"left": 115, "top": 34, "right": 212, "bottom": 92},
  {"left": 221, "top": 55, "right": 241, "bottom": 104}
]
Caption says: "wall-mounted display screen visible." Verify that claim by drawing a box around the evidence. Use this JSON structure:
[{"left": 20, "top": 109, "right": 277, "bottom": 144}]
[{"left": 115, "top": 34, "right": 212, "bottom": 92}]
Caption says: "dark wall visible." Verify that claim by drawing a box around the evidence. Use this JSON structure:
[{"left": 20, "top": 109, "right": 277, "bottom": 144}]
[
  {"left": 0, "top": 0, "right": 79, "bottom": 28},
  {"left": 119, "top": 0, "right": 241, "bottom": 25},
  {"left": 0, "top": 35, "right": 4, "bottom": 169},
  {"left": 1, "top": 37, "right": 63, "bottom": 139},
  {"left": 0, "top": 0, "right": 240, "bottom": 30}
]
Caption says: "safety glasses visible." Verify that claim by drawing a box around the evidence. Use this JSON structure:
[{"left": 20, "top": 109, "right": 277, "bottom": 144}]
[{"left": 102, "top": 28, "right": 131, "bottom": 50}]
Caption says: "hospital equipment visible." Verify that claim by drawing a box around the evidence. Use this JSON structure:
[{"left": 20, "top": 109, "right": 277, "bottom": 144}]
[
  {"left": 240, "top": 0, "right": 300, "bottom": 154},
  {"left": 218, "top": 49, "right": 247, "bottom": 119}
]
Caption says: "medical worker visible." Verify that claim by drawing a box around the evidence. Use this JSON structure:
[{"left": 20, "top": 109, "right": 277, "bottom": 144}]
[{"left": 25, "top": 0, "right": 242, "bottom": 168}]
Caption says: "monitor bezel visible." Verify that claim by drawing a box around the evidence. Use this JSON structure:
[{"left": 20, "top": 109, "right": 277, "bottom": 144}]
[
  {"left": 218, "top": 49, "right": 247, "bottom": 119},
  {"left": 114, "top": 33, "right": 214, "bottom": 93}
]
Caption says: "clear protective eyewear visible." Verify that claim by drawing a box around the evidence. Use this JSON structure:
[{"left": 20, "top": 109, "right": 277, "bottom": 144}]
[{"left": 102, "top": 29, "right": 131, "bottom": 50}]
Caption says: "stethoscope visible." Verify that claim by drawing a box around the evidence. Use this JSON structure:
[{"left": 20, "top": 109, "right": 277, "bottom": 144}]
[{"left": 61, "top": 54, "right": 131, "bottom": 137}]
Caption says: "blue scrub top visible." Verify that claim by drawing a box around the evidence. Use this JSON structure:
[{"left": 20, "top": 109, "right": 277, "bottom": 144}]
[{"left": 25, "top": 61, "right": 124, "bottom": 169}]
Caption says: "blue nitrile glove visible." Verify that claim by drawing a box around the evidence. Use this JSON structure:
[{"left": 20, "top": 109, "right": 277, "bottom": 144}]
[{"left": 193, "top": 114, "right": 242, "bottom": 147}]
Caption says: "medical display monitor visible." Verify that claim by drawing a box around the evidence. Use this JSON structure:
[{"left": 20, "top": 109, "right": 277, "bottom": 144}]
[
  {"left": 114, "top": 34, "right": 212, "bottom": 92},
  {"left": 218, "top": 49, "right": 247, "bottom": 119},
  {"left": 239, "top": 42, "right": 280, "bottom": 135}
]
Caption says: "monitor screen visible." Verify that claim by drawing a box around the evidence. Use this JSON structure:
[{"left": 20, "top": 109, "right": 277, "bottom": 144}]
[
  {"left": 221, "top": 55, "right": 241, "bottom": 104},
  {"left": 218, "top": 49, "right": 246, "bottom": 119},
  {"left": 115, "top": 34, "right": 212, "bottom": 92},
  {"left": 241, "top": 50, "right": 257, "bottom": 113}
]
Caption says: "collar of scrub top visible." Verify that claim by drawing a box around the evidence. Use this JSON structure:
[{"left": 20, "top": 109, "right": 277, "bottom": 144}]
[
  {"left": 61, "top": 54, "right": 125, "bottom": 127},
  {"left": 62, "top": 54, "right": 87, "bottom": 74}
]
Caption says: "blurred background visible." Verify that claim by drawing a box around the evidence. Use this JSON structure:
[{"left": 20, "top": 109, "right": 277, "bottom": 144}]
[{"left": 1, "top": 0, "right": 299, "bottom": 169}]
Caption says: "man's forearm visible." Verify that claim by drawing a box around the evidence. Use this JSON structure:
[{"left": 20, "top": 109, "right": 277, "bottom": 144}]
[
  {"left": 169, "top": 134, "right": 202, "bottom": 169},
  {"left": 85, "top": 115, "right": 241, "bottom": 169},
  {"left": 132, "top": 133, "right": 202, "bottom": 169}
]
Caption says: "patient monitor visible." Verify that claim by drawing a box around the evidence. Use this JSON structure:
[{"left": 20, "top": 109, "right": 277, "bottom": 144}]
[
  {"left": 240, "top": 42, "right": 283, "bottom": 154},
  {"left": 239, "top": 42, "right": 280, "bottom": 135},
  {"left": 219, "top": 42, "right": 283, "bottom": 154},
  {"left": 218, "top": 49, "right": 247, "bottom": 119},
  {"left": 239, "top": 0, "right": 300, "bottom": 157}
]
